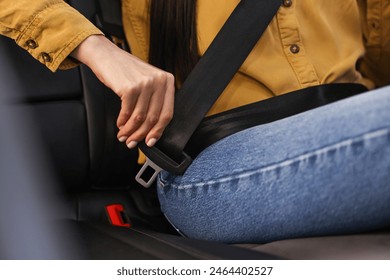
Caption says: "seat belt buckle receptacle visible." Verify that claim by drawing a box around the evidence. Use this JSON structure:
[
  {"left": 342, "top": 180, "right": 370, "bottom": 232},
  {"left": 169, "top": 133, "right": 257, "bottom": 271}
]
[
  {"left": 105, "top": 204, "right": 131, "bottom": 228},
  {"left": 135, "top": 142, "right": 192, "bottom": 188}
]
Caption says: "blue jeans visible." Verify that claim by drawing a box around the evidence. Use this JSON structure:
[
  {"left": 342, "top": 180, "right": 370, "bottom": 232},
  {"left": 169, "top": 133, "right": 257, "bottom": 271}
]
[{"left": 157, "top": 86, "right": 390, "bottom": 244}]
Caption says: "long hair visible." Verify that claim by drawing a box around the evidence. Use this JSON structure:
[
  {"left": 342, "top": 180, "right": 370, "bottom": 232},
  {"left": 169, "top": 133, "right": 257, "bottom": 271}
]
[{"left": 149, "top": 0, "right": 199, "bottom": 85}]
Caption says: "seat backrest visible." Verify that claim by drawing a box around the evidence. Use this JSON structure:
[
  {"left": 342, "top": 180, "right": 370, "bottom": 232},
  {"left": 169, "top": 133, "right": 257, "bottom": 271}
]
[{"left": 0, "top": 1, "right": 139, "bottom": 191}]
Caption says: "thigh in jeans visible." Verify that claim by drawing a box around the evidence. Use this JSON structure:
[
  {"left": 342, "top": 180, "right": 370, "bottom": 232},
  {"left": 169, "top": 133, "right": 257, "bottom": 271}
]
[{"left": 157, "top": 86, "right": 390, "bottom": 243}]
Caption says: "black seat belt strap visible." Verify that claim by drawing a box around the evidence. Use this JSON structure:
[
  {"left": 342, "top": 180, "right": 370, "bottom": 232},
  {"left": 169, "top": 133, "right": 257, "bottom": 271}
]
[
  {"left": 95, "top": 0, "right": 129, "bottom": 51},
  {"left": 185, "top": 83, "right": 367, "bottom": 158},
  {"left": 136, "top": 0, "right": 283, "bottom": 187}
]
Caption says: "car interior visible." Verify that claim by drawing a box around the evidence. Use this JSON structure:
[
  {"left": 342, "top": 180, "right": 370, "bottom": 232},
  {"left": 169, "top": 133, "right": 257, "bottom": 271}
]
[{"left": 0, "top": 0, "right": 389, "bottom": 260}]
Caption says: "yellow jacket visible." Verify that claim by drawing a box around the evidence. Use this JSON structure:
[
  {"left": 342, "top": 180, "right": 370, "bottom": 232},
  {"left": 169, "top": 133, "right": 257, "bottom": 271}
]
[{"left": 1, "top": 0, "right": 390, "bottom": 115}]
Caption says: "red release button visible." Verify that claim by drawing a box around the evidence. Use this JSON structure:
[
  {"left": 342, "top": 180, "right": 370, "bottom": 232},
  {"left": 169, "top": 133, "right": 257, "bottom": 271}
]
[{"left": 105, "top": 204, "right": 131, "bottom": 228}]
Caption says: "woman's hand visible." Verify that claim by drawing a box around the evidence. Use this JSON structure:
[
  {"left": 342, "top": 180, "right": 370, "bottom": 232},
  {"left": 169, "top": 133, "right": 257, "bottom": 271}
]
[{"left": 71, "top": 35, "right": 175, "bottom": 148}]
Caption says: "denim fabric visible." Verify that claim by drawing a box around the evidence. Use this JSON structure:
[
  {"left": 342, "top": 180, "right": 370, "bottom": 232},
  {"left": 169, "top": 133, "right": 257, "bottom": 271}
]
[{"left": 157, "top": 86, "right": 390, "bottom": 244}]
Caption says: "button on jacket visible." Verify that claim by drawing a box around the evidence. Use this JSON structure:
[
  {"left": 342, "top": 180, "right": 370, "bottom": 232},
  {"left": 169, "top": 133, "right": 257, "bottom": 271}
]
[
  {"left": 1, "top": 0, "right": 390, "bottom": 116},
  {"left": 0, "top": 0, "right": 103, "bottom": 71}
]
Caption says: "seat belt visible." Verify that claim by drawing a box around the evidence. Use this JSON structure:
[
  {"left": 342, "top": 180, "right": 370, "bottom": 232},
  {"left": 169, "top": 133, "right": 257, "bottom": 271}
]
[
  {"left": 135, "top": 0, "right": 366, "bottom": 187},
  {"left": 136, "top": 0, "right": 283, "bottom": 187},
  {"left": 95, "top": 0, "right": 129, "bottom": 51},
  {"left": 185, "top": 83, "right": 367, "bottom": 158}
]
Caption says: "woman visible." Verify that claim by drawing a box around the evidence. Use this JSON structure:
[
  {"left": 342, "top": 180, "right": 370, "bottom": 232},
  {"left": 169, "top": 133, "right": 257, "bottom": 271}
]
[{"left": 1, "top": 0, "right": 390, "bottom": 243}]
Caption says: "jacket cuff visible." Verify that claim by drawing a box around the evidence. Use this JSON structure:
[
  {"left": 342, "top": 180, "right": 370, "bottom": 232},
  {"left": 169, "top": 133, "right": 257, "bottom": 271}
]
[{"left": 16, "top": 2, "right": 103, "bottom": 72}]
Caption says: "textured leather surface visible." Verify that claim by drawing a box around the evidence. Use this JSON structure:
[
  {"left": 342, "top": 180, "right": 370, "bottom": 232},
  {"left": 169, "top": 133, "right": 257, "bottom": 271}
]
[
  {"left": 236, "top": 230, "right": 390, "bottom": 260},
  {"left": 79, "top": 222, "right": 280, "bottom": 260},
  {"left": 81, "top": 66, "right": 139, "bottom": 189},
  {"left": 0, "top": 36, "right": 81, "bottom": 102},
  {"left": 0, "top": 36, "right": 88, "bottom": 190},
  {"left": 0, "top": 23, "right": 139, "bottom": 190},
  {"left": 29, "top": 102, "right": 90, "bottom": 189},
  {"left": 1, "top": 0, "right": 388, "bottom": 260}
]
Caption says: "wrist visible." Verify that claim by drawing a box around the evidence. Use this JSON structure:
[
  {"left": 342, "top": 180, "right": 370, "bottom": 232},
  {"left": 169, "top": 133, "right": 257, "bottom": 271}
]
[{"left": 70, "top": 34, "right": 114, "bottom": 67}]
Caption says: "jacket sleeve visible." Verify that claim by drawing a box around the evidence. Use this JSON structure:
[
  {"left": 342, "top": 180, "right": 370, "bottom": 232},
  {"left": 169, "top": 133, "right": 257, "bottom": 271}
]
[
  {"left": 357, "top": 0, "right": 390, "bottom": 87},
  {"left": 0, "top": 0, "right": 103, "bottom": 71}
]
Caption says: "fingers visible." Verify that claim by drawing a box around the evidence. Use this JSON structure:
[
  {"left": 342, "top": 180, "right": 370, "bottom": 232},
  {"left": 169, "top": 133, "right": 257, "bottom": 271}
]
[
  {"left": 116, "top": 72, "right": 175, "bottom": 148},
  {"left": 144, "top": 76, "right": 175, "bottom": 144},
  {"left": 122, "top": 85, "right": 163, "bottom": 148},
  {"left": 116, "top": 89, "right": 138, "bottom": 129},
  {"left": 117, "top": 82, "right": 154, "bottom": 142},
  {"left": 73, "top": 37, "right": 175, "bottom": 148}
]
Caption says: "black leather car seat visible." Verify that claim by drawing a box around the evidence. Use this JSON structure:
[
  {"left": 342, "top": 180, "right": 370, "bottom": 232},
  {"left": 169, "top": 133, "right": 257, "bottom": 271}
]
[
  {"left": 1, "top": 0, "right": 389, "bottom": 260},
  {"left": 0, "top": 0, "right": 278, "bottom": 260}
]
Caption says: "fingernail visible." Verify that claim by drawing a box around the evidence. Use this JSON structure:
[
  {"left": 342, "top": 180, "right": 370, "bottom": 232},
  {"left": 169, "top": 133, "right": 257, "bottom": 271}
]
[
  {"left": 119, "top": 126, "right": 124, "bottom": 130},
  {"left": 118, "top": 136, "right": 128, "bottom": 142},
  {"left": 127, "top": 141, "right": 138, "bottom": 149},
  {"left": 146, "top": 138, "right": 157, "bottom": 147}
]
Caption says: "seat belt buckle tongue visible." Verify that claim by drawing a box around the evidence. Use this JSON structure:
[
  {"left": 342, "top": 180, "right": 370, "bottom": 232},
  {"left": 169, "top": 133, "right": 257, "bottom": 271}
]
[
  {"left": 135, "top": 143, "right": 193, "bottom": 188},
  {"left": 135, "top": 158, "right": 163, "bottom": 188}
]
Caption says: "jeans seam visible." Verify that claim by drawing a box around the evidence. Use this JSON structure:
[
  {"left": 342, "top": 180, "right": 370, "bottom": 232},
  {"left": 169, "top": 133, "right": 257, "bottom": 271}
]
[{"left": 164, "top": 126, "right": 390, "bottom": 189}]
